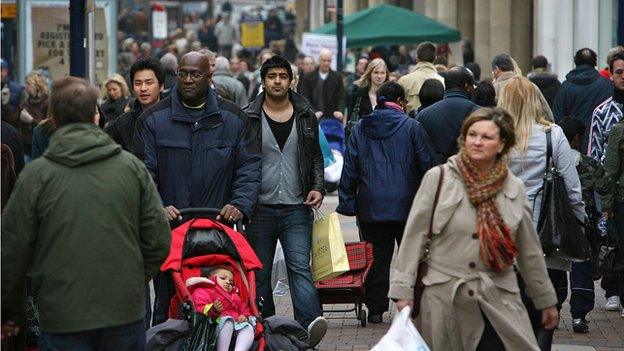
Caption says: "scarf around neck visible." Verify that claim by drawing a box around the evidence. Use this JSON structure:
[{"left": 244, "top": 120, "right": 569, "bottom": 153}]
[{"left": 457, "top": 150, "right": 518, "bottom": 272}]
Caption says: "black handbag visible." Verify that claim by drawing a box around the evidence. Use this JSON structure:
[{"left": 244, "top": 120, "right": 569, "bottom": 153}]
[
  {"left": 597, "top": 219, "right": 624, "bottom": 275},
  {"left": 536, "top": 130, "right": 590, "bottom": 261},
  {"left": 182, "top": 312, "right": 218, "bottom": 351}
]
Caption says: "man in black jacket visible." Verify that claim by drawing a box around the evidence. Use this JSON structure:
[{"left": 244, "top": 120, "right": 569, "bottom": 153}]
[
  {"left": 553, "top": 48, "right": 613, "bottom": 151},
  {"left": 416, "top": 66, "right": 479, "bottom": 163},
  {"left": 243, "top": 56, "right": 327, "bottom": 349},
  {"left": 299, "top": 49, "right": 345, "bottom": 123},
  {"left": 528, "top": 55, "right": 561, "bottom": 112},
  {"left": 107, "top": 59, "right": 165, "bottom": 151}
]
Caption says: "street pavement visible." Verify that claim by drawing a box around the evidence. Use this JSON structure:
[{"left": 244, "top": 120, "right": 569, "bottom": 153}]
[{"left": 269, "top": 193, "right": 624, "bottom": 350}]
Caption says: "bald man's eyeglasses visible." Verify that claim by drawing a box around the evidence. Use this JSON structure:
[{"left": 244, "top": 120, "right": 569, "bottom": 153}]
[{"left": 175, "top": 70, "right": 205, "bottom": 80}]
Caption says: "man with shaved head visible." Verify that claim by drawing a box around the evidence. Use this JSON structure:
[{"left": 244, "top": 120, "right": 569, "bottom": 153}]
[
  {"left": 134, "top": 51, "right": 262, "bottom": 326},
  {"left": 299, "top": 48, "right": 346, "bottom": 123}
]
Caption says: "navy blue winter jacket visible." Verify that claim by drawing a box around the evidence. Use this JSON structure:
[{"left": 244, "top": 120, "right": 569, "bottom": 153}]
[
  {"left": 552, "top": 64, "right": 612, "bottom": 151},
  {"left": 416, "top": 90, "right": 479, "bottom": 163},
  {"left": 337, "top": 106, "right": 438, "bottom": 223},
  {"left": 134, "top": 87, "right": 261, "bottom": 220}
]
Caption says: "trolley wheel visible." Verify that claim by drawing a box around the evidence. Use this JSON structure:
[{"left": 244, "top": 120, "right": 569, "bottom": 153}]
[{"left": 359, "top": 309, "right": 367, "bottom": 327}]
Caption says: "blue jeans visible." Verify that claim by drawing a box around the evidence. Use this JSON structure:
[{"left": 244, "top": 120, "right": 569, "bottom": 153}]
[
  {"left": 246, "top": 204, "right": 322, "bottom": 329},
  {"left": 38, "top": 320, "right": 145, "bottom": 351}
]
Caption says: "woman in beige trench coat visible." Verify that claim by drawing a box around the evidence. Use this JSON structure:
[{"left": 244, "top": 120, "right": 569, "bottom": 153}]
[{"left": 388, "top": 108, "right": 559, "bottom": 351}]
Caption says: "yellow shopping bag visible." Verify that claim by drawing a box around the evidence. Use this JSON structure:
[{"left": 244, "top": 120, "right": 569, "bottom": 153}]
[{"left": 311, "top": 211, "right": 350, "bottom": 281}]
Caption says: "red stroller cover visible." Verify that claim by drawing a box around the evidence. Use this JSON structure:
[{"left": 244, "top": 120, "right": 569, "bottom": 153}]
[{"left": 161, "top": 218, "right": 263, "bottom": 272}]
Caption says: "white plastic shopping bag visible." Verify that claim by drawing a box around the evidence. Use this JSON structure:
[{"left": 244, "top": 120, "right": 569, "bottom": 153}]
[
  {"left": 271, "top": 241, "right": 289, "bottom": 296},
  {"left": 324, "top": 150, "right": 343, "bottom": 183},
  {"left": 370, "top": 307, "right": 430, "bottom": 351}
]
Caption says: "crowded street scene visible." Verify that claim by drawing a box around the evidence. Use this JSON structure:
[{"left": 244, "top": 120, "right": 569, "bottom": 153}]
[{"left": 1, "top": 0, "right": 624, "bottom": 350}]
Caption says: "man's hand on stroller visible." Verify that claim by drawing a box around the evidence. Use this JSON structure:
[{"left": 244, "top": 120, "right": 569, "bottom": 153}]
[
  {"left": 164, "top": 206, "right": 181, "bottom": 221},
  {"left": 236, "top": 315, "right": 248, "bottom": 323},
  {"left": 213, "top": 300, "right": 223, "bottom": 313},
  {"left": 217, "top": 204, "right": 243, "bottom": 223}
]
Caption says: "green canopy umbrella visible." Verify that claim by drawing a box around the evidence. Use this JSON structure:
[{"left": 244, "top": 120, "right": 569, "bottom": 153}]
[{"left": 312, "top": 4, "right": 461, "bottom": 48}]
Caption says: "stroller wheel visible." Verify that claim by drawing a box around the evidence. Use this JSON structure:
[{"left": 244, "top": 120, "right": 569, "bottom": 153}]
[{"left": 359, "top": 309, "right": 367, "bottom": 327}]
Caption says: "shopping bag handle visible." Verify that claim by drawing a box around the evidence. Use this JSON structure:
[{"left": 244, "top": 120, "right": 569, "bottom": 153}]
[{"left": 312, "top": 207, "right": 326, "bottom": 221}]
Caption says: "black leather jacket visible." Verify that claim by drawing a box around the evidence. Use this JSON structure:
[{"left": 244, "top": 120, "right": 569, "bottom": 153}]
[{"left": 244, "top": 90, "right": 325, "bottom": 197}]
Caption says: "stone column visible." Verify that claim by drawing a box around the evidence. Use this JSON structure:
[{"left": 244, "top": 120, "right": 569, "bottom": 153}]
[
  {"left": 510, "top": 0, "right": 532, "bottom": 74},
  {"left": 344, "top": 0, "right": 359, "bottom": 15},
  {"left": 295, "top": 0, "right": 310, "bottom": 46},
  {"left": 474, "top": 0, "right": 491, "bottom": 77},
  {"left": 309, "top": 0, "right": 325, "bottom": 30},
  {"left": 489, "top": 0, "right": 512, "bottom": 56},
  {"left": 457, "top": 0, "right": 475, "bottom": 43},
  {"left": 425, "top": 0, "right": 438, "bottom": 20},
  {"left": 437, "top": 0, "right": 458, "bottom": 29}
]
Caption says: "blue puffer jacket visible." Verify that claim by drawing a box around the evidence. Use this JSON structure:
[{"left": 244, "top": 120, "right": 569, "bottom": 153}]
[
  {"left": 553, "top": 64, "right": 612, "bottom": 151},
  {"left": 134, "top": 87, "right": 262, "bottom": 220},
  {"left": 337, "top": 106, "right": 438, "bottom": 223}
]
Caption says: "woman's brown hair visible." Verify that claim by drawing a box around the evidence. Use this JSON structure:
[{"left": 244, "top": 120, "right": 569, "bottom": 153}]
[{"left": 458, "top": 107, "right": 517, "bottom": 159}]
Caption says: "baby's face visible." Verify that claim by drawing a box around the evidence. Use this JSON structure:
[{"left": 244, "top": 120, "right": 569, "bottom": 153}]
[{"left": 213, "top": 270, "right": 235, "bottom": 293}]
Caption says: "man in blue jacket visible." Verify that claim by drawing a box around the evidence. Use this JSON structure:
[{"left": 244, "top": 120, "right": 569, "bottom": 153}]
[
  {"left": 416, "top": 66, "right": 479, "bottom": 163},
  {"left": 134, "top": 51, "right": 262, "bottom": 326},
  {"left": 553, "top": 48, "right": 612, "bottom": 152}
]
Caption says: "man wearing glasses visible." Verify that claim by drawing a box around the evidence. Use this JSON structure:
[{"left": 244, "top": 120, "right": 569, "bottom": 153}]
[{"left": 133, "top": 51, "right": 262, "bottom": 326}]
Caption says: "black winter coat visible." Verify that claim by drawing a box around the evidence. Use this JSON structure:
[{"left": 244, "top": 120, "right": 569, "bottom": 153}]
[
  {"left": 528, "top": 71, "right": 561, "bottom": 112},
  {"left": 133, "top": 87, "right": 262, "bottom": 220},
  {"left": 553, "top": 64, "right": 612, "bottom": 151},
  {"left": 299, "top": 69, "right": 345, "bottom": 120},
  {"left": 416, "top": 90, "right": 479, "bottom": 163}
]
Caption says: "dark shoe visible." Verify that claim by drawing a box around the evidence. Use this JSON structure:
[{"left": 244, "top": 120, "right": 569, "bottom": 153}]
[
  {"left": 367, "top": 313, "right": 382, "bottom": 323},
  {"left": 572, "top": 318, "right": 589, "bottom": 333}
]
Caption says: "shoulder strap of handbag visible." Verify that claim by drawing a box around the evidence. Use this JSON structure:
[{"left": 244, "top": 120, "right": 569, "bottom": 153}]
[
  {"left": 423, "top": 165, "right": 445, "bottom": 260},
  {"left": 545, "top": 128, "right": 553, "bottom": 173},
  {"left": 533, "top": 129, "right": 554, "bottom": 218},
  {"left": 350, "top": 95, "right": 362, "bottom": 123}
]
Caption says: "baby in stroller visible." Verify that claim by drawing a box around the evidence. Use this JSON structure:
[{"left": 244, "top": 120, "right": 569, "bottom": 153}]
[{"left": 186, "top": 266, "right": 256, "bottom": 351}]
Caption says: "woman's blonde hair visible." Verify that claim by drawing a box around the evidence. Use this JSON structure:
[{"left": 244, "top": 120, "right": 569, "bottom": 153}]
[
  {"left": 497, "top": 76, "right": 551, "bottom": 154},
  {"left": 104, "top": 73, "right": 130, "bottom": 100},
  {"left": 25, "top": 71, "right": 49, "bottom": 100},
  {"left": 354, "top": 58, "right": 389, "bottom": 88}
]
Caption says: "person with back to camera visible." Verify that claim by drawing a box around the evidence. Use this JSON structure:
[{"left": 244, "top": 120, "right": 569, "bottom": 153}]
[
  {"left": 499, "top": 76, "right": 584, "bottom": 349},
  {"left": 339, "top": 81, "right": 438, "bottom": 324},
  {"left": 187, "top": 266, "right": 254, "bottom": 351},
  {"left": 389, "top": 107, "right": 559, "bottom": 350}
]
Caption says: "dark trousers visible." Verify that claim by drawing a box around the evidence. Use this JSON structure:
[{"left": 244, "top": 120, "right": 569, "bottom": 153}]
[
  {"left": 359, "top": 221, "right": 405, "bottom": 315},
  {"left": 476, "top": 310, "right": 506, "bottom": 351},
  {"left": 602, "top": 200, "right": 624, "bottom": 301},
  {"left": 144, "top": 283, "right": 152, "bottom": 329},
  {"left": 38, "top": 320, "right": 145, "bottom": 351},
  {"left": 246, "top": 204, "right": 322, "bottom": 329},
  {"left": 570, "top": 260, "right": 594, "bottom": 318},
  {"left": 151, "top": 271, "right": 174, "bottom": 327},
  {"left": 518, "top": 271, "right": 564, "bottom": 351}
]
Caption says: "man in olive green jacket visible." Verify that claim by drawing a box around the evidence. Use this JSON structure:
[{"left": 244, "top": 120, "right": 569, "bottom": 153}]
[
  {"left": 1, "top": 77, "right": 171, "bottom": 348},
  {"left": 602, "top": 120, "right": 624, "bottom": 215}
]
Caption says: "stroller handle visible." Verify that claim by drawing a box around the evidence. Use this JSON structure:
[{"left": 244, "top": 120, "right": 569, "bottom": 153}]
[{"left": 178, "top": 207, "right": 244, "bottom": 233}]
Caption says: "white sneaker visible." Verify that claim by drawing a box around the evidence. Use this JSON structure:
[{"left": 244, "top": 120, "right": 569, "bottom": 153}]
[
  {"left": 605, "top": 296, "right": 621, "bottom": 311},
  {"left": 307, "top": 316, "right": 328, "bottom": 349},
  {"left": 621, "top": 308, "right": 624, "bottom": 318}
]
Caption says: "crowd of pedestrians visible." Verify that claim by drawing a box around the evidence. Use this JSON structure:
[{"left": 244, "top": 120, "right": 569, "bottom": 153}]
[{"left": 1, "top": 8, "right": 624, "bottom": 350}]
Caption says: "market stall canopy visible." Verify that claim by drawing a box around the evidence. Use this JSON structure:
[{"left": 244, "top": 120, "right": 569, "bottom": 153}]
[{"left": 311, "top": 4, "right": 461, "bottom": 48}]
